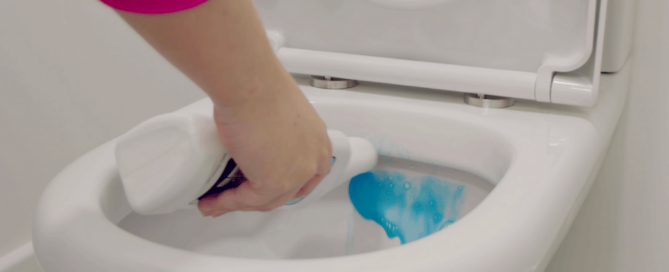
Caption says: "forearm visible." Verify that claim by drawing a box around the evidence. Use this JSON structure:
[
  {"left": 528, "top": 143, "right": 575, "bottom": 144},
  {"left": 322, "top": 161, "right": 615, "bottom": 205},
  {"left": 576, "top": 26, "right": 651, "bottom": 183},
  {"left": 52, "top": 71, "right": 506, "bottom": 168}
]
[{"left": 116, "top": 0, "right": 294, "bottom": 109}]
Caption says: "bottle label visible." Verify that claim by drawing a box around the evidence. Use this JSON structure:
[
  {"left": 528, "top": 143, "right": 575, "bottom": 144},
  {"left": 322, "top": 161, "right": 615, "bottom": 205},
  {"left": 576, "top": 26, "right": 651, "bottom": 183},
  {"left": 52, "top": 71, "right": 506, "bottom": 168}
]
[{"left": 197, "top": 158, "right": 246, "bottom": 200}]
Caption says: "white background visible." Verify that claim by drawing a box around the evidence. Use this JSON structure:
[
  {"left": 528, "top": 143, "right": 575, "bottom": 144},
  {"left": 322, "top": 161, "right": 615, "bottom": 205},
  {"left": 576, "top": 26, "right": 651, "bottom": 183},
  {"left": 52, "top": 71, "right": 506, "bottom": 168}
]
[{"left": 1, "top": 0, "right": 667, "bottom": 271}]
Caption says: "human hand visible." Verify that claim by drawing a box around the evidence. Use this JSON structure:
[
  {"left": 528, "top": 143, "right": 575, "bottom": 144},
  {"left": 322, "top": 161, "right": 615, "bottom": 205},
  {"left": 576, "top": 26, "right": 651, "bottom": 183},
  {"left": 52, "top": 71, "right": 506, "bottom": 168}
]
[
  {"left": 197, "top": 77, "right": 332, "bottom": 217},
  {"left": 114, "top": 0, "right": 331, "bottom": 217}
]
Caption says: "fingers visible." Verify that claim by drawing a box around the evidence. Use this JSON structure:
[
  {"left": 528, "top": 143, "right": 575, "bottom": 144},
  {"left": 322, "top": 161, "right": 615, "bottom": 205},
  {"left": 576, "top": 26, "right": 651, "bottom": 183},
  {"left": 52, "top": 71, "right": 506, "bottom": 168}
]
[
  {"left": 198, "top": 117, "right": 333, "bottom": 217},
  {"left": 198, "top": 175, "right": 298, "bottom": 216},
  {"left": 295, "top": 152, "right": 332, "bottom": 197},
  {"left": 293, "top": 174, "right": 322, "bottom": 199},
  {"left": 242, "top": 185, "right": 301, "bottom": 212},
  {"left": 255, "top": 167, "right": 327, "bottom": 211},
  {"left": 199, "top": 158, "right": 332, "bottom": 217},
  {"left": 208, "top": 207, "right": 232, "bottom": 218},
  {"left": 201, "top": 181, "right": 277, "bottom": 212}
]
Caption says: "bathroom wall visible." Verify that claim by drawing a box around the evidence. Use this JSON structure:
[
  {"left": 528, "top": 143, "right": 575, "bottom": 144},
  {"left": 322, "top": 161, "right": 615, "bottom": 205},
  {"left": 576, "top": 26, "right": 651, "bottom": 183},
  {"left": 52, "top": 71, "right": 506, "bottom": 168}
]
[
  {"left": 546, "top": 0, "right": 669, "bottom": 271},
  {"left": 0, "top": 0, "right": 205, "bottom": 268}
]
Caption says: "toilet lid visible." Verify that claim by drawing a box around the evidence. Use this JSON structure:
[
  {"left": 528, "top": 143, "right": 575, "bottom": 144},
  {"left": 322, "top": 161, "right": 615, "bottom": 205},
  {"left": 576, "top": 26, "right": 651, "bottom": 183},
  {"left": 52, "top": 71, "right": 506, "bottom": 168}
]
[
  {"left": 255, "top": 0, "right": 605, "bottom": 106},
  {"left": 256, "top": 0, "right": 591, "bottom": 73}
]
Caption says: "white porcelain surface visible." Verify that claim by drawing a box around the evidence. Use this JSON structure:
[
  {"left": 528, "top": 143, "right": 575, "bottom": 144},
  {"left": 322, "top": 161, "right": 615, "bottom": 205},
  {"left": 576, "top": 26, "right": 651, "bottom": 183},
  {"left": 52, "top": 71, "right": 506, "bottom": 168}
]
[
  {"left": 32, "top": 72, "right": 628, "bottom": 271},
  {"left": 600, "top": 0, "right": 636, "bottom": 73},
  {"left": 254, "top": 0, "right": 592, "bottom": 73}
]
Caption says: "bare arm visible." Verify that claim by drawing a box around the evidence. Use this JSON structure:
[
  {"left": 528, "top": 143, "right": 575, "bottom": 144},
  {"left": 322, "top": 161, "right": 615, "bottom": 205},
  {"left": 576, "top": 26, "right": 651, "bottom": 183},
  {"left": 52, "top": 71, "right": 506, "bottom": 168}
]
[{"left": 117, "top": 0, "right": 332, "bottom": 216}]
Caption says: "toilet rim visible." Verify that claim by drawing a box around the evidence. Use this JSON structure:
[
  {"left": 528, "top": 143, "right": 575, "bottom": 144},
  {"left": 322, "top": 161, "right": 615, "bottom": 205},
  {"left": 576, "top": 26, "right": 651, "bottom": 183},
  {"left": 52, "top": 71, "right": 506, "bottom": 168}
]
[{"left": 34, "top": 90, "right": 601, "bottom": 272}]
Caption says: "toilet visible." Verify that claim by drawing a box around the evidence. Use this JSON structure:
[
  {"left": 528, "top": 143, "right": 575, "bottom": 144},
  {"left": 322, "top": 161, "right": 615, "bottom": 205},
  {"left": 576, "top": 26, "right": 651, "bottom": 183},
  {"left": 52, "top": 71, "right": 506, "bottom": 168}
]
[{"left": 33, "top": 0, "right": 633, "bottom": 271}]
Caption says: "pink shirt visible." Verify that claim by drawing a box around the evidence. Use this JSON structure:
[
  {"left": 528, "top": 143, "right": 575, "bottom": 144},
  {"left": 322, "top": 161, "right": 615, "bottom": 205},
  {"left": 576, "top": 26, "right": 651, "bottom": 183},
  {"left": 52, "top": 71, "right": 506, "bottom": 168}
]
[{"left": 101, "top": 0, "right": 208, "bottom": 14}]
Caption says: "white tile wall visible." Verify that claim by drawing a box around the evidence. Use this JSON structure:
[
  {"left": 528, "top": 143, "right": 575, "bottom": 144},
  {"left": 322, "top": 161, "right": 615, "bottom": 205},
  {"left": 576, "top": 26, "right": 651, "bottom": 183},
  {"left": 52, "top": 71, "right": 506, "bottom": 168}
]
[{"left": 0, "top": 0, "right": 205, "bottom": 262}]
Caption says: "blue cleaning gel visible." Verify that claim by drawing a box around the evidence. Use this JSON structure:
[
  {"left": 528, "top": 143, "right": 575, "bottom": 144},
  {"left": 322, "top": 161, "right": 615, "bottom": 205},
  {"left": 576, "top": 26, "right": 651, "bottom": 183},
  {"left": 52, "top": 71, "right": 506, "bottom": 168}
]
[{"left": 349, "top": 171, "right": 466, "bottom": 244}]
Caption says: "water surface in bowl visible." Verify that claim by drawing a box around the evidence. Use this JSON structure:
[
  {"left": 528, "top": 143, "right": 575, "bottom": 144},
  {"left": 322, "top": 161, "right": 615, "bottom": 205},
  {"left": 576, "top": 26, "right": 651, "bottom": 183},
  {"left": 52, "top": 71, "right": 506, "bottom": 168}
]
[{"left": 349, "top": 156, "right": 492, "bottom": 245}]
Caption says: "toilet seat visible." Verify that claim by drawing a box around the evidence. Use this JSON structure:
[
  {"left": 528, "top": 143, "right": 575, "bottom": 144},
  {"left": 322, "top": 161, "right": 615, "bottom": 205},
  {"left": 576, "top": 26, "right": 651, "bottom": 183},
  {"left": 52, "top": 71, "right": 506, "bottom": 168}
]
[{"left": 33, "top": 76, "right": 611, "bottom": 271}]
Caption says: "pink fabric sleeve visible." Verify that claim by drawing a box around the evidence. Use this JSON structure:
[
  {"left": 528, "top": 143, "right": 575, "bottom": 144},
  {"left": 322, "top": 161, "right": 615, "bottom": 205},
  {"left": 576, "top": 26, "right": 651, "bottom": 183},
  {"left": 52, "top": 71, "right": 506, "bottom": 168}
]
[{"left": 101, "top": 0, "right": 208, "bottom": 14}]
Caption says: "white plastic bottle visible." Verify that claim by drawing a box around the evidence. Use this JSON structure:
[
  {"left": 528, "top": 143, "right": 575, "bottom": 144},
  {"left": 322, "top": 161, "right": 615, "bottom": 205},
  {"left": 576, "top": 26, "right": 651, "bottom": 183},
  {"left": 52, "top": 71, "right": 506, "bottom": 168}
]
[{"left": 115, "top": 111, "right": 378, "bottom": 215}]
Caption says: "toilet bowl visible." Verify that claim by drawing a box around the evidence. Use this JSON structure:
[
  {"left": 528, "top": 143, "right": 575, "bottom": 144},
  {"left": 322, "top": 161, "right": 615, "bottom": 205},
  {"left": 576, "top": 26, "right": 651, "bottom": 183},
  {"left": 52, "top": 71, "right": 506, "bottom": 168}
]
[
  {"left": 34, "top": 0, "right": 634, "bottom": 270},
  {"left": 33, "top": 66, "right": 630, "bottom": 271}
]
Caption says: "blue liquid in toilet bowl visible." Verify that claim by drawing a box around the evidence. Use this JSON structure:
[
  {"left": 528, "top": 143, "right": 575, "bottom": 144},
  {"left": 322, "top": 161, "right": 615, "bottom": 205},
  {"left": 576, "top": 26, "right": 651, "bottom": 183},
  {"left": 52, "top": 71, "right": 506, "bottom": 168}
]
[{"left": 349, "top": 171, "right": 466, "bottom": 244}]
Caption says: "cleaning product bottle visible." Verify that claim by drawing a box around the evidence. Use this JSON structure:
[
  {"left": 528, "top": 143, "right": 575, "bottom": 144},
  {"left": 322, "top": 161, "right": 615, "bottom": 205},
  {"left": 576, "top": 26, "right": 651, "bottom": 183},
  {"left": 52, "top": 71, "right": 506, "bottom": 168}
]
[{"left": 114, "top": 111, "right": 378, "bottom": 215}]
